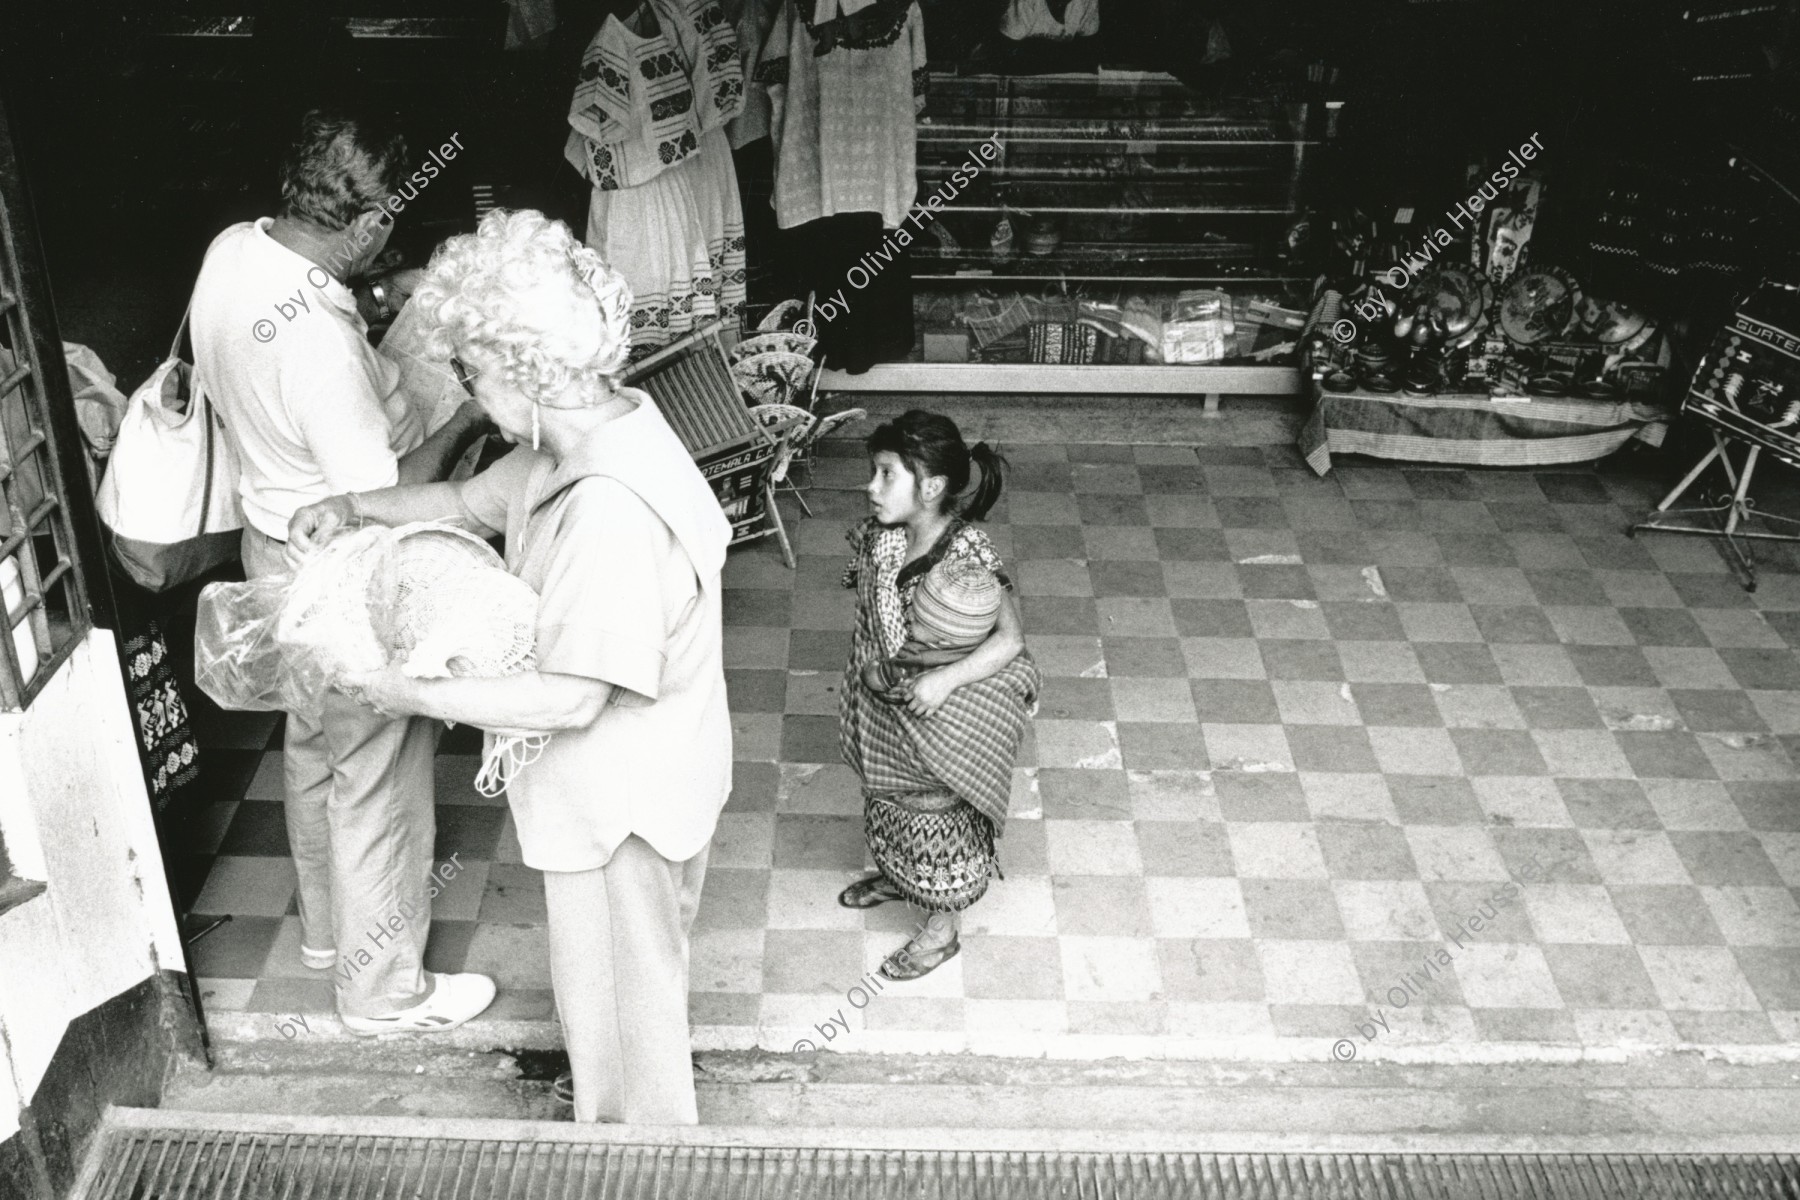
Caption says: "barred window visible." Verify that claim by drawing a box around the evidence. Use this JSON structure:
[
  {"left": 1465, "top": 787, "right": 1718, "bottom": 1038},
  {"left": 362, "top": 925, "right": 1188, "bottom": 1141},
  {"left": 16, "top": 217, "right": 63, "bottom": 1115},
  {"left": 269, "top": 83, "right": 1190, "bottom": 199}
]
[
  {"left": 0, "top": 102, "right": 98, "bottom": 709},
  {"left": 0, "top": 99, "right": 107, "bottom": 914}
]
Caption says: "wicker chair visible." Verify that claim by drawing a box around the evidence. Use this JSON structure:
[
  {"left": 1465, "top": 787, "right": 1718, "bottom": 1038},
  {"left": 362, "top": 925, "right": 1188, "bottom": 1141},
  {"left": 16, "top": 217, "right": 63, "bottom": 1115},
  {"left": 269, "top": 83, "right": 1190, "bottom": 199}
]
[
  {"left": 623, "top": 323, "right": 796, "bottom": 567},
  {"left": 750, "top": 404, "right": 868, "bottom": 517}
]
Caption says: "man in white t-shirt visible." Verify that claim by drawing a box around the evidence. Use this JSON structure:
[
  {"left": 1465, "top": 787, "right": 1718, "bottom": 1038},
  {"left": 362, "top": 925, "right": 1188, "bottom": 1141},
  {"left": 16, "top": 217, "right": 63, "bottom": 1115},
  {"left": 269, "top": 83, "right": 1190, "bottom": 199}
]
[{"left": 192, "top": 109, "right": 494, "bottom": 1035}]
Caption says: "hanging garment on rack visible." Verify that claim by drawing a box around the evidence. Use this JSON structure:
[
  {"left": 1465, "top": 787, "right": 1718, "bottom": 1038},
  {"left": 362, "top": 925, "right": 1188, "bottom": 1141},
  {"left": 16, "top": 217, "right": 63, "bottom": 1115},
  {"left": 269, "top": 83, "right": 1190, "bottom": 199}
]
[
  {"left": 759, "top": 0, "right": 926, "bottom": 230},
  {"left": 563, "top": 10, "right": 705, "bottom": 191},
  {"left": 800, "top": 0, "right": 915, "bottom": 53},
  {"left": 648, "top": 0, "right": 747, "bottom": 133},
  {"left": 999, "top": 0, "right": 1098, "bottom": 42},
  {"left": 726, "top": 0, "right": 779, "bottom": 148},
  {"left": 585, "top": 129, "right": 747, "bottom": 358},
  {"left": 684, "top": 129, "right": 749, "bottom": 328},
  {"left": 567, "top": 4, "right": 748, "bottom": 355}
]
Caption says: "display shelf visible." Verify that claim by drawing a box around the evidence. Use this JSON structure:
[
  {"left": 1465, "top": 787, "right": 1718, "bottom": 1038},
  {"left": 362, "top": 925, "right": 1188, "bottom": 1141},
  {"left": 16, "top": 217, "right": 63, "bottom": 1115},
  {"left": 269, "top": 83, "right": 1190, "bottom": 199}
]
[
  {"left": 917, "top": 276, "right": 1311, "bottom": 284},
  {"left": 344, "top": 18, "right": 488, "bottom": 39},
  {"left": 141, "top": 16, "right": 254, "bottom": 37},
  {"left": 900, "top": 69, "right": 1318, "bottom": 400},
  {"left": 918, "top": 204, "right": 1293, "bottom": 214},
  {"left": 920, "top": 132, "right": 1314, "bottom": 146},
  {"left": 821, "top": 363, "right": 1302, "bottom": 415}
]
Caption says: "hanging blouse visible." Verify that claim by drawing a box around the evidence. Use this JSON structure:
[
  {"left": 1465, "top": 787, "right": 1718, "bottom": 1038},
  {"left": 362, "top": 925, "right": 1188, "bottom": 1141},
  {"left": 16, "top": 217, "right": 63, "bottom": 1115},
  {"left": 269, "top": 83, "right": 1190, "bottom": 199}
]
[
  {"left": 564, "top": 9, "right": 704, "bottom": 192},
  {"left": 999, "top": 0, "right": 1099, "bottom": 41},
  {"left": 725, "top": 0, "right": 779, "bottom": 148},
  {"left": 648, "top": 0, "right": 746, "bottom": 133},
  {"left": 758, "top": 0, "right": 927, "bottom": 229},
  {"left": 802, "top": 0, "right": 914, "bottom": 53}
]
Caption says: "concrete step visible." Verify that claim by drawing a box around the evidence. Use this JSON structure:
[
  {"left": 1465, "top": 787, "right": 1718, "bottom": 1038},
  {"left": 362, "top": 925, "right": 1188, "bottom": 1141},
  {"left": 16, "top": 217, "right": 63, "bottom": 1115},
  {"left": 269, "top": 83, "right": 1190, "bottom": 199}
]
[{"left": 162, "top": 1048, "right": 1800, "bottom": 1142}]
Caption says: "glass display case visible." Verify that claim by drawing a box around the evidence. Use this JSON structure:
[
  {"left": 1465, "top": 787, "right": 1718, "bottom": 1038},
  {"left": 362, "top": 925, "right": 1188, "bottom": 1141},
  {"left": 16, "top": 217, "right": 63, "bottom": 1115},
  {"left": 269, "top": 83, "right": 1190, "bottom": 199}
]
[{"left": 821, "top": 70, "right": 1320, "bottom": 406}]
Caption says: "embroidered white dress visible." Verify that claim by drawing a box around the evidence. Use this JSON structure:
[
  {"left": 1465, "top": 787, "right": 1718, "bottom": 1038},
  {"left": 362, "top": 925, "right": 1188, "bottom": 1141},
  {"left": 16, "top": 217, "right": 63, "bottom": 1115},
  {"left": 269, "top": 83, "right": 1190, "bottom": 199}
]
[
  {"left": 760, "top": 0, "right": 927, "bottom": 230},
  {"left": 565, "top": 0, "right": 747, "bottom": 356}
]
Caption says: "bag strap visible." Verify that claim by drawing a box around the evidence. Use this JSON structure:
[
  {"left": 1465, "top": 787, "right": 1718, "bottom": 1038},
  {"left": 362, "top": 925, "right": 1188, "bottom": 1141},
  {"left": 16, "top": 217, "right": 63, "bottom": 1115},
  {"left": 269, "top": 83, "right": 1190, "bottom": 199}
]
[
  {"left": 197, "top": 403, "right": 217, "bottom": 538},
  {"left": 167, "top": 304, "right": 192, "bottom": 363}
]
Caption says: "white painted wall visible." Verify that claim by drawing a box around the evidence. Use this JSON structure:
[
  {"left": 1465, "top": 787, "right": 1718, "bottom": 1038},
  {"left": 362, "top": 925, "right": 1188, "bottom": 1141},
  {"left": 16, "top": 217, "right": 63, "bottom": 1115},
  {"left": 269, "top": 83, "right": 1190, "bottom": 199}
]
[{"left": 0, "top": 630, "right": 185, "bottom": 1143}]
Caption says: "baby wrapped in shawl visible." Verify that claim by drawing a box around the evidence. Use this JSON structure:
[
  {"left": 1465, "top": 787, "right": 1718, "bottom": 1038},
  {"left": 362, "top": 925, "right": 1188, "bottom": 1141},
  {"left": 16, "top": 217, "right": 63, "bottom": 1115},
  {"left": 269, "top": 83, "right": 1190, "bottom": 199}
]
[{"left": 859, "top": 557, "right": 1004, "bottom": 703}]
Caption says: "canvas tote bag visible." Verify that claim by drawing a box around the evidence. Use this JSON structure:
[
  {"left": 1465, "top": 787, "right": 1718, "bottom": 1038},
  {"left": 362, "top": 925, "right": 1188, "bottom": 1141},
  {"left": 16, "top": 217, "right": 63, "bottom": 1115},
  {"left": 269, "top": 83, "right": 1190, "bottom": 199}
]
[{"left": 97, "top": 310, "right": 243, "bottom": 591}]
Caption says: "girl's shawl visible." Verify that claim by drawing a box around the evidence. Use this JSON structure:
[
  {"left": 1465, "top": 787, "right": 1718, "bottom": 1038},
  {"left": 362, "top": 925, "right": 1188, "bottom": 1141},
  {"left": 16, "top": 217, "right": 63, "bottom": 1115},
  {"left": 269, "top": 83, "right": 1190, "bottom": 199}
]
[
  {"left": 841, "top": 651, "right": 1038, "bottom": 834},
  {"left": 840, "top": 517, "right": 1036, "bottom": 834}
]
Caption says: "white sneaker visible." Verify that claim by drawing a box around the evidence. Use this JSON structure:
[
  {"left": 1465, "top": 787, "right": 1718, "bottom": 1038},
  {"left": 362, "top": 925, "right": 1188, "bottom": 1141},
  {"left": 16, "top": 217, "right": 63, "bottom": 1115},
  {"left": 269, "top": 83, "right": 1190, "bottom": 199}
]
[
  {"left": 339, "top": 972, "right": 497, "bottom": 1036},
  {"left": 301, "top": 945, "right": 337, "bottom": 970}
]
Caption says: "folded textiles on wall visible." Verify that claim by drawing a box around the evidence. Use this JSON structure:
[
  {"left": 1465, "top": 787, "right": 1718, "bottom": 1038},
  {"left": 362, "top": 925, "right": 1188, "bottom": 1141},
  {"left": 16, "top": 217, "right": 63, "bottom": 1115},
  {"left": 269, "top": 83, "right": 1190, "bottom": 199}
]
[
  {"left": 1029, "top": 322, "right": 1099, "bottom": 363},
  {"left": 960, "top": 292, "right": 1078, "bottom": 348},
  {"left": 974, "top": 320, "right": 1152, "bottom": 365},
  {"left": 954, "top": 290, "right": 1304, "bottom": 366}
]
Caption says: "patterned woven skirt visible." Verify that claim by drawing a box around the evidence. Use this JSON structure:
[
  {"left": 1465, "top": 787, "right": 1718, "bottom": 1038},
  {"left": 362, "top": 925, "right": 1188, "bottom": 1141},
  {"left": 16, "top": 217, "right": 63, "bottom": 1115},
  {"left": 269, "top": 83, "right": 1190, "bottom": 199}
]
[
  {"left": 124, "top": 618, "right": 201, "bottom": 817},
  {"left": 864, "top": 790, "right": 996, "bottom": 913}
]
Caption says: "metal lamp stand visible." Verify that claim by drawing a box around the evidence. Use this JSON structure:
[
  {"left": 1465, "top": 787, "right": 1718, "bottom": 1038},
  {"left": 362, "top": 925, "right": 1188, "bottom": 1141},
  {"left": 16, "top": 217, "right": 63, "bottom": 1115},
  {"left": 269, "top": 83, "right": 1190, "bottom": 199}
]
[{"left": 1629, "top": 428, "right": 1800, "bottom": 592}]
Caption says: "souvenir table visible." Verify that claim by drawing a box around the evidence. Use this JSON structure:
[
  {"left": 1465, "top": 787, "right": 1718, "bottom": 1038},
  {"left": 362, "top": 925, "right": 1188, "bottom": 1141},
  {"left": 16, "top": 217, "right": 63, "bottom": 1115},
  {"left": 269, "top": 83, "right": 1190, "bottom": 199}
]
[
  {"left": 1300, "top": 379, "right": 1673, "bottom": 476},
  {"left": 1298, "top": 257, "right": 1676, "bottom": 475}
]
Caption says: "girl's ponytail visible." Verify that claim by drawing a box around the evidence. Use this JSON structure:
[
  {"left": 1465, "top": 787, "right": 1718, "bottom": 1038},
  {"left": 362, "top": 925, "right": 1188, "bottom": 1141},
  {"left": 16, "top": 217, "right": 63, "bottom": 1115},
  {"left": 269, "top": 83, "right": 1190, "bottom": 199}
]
[{"left": 961, "top": 442, "right": 1008, "bottom": 521}]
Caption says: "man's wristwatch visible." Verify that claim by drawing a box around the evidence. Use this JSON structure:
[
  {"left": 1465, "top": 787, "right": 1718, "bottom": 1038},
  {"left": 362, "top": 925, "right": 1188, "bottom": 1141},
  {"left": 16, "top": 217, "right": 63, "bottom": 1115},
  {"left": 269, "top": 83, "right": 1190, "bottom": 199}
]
[{"left": 369, "top": 280, "right": 392, "bottom": 321}]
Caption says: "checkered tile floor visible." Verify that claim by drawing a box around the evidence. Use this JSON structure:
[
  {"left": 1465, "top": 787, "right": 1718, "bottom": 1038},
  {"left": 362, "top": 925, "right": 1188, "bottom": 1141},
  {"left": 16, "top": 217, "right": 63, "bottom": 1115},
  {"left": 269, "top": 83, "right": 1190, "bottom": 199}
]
[{"left": 184, "top": 439, "right": 1800, "bottom": 1061}]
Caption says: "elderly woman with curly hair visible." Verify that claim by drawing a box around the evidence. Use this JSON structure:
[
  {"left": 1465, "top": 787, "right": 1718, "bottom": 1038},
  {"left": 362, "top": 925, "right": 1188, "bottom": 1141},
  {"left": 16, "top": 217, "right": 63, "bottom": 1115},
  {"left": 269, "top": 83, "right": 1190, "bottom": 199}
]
[{"left": 287, "top": 209, "right": 732, "bottom": 1125}]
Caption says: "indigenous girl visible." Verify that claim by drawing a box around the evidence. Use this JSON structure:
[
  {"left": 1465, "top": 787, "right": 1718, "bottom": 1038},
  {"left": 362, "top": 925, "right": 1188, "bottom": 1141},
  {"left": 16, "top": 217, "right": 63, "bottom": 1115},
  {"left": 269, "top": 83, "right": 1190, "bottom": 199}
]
[{"left": 837, "top": 409, "right": 1039, "bottom": 980}]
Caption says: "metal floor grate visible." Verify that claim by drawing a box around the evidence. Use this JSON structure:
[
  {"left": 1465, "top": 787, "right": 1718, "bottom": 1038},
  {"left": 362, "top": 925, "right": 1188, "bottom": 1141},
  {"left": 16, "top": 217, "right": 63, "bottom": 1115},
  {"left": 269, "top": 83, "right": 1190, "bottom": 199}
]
[{"left": 79, "top": 1120, "right": 1800, "bottom": 1200}]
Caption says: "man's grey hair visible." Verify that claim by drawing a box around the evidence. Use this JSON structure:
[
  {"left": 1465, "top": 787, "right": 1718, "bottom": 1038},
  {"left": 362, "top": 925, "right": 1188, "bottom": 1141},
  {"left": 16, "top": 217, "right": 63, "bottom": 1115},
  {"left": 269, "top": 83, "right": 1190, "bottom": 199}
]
[{"left": 278, "top": 110, "right": 408, "bottom": 231}]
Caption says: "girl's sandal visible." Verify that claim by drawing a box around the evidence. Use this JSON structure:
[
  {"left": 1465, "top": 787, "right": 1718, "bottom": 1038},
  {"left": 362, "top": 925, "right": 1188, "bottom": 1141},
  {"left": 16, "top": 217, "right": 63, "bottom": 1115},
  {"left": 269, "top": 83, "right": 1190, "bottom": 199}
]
[
  {"left": 838, "top": 875, "right": 904, "bottom": 909},
  {"left": 879, "top": 935, "right": 960, "bottom": 981}
]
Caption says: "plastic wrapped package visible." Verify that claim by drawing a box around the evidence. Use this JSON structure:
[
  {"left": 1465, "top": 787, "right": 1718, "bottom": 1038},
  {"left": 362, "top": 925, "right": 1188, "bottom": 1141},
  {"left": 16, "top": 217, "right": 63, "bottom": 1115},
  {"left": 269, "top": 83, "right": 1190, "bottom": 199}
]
[
  {"left": 1078, "top": 299, "right": 1164, "bottom": 360},
  {"left": 1161, "top": 289, "right": 1235, "bottom": 364},
  {"left": 193, "top": 574, "right": 331, "bottom": 716},
  {"left": 275, "top": 526, "right": 396, "bottom": 696},
  {"left": 196, "top": 522, "right": 547, "bottom": 793},
  {"left": 376, "top": 300, "right": 474, "bottom": 447},
  {"left": 1237, "top": 298, "right": 1307, "bottom": 362}
]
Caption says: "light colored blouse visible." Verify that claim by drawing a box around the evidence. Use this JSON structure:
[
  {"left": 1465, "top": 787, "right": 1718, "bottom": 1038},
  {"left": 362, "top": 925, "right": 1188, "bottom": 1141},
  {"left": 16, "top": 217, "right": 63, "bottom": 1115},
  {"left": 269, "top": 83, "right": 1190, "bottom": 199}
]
[
  {"left": 564, "top": 1, "right": 744, "bottom": 192},
  {"left": 760, "top": 0, "right": 927, "bottom": 229},
  {"left": 649, "top": 0, "right": 745, "bottom": 134},
  {"left": 458, "top": 390, "right": 732, "bottom": 871},
  {"left": 564, "top": 10, "right": 699, "bottom": 191},
  {"left": 725, "top": 0, "right": 777, "bottom": 148}
]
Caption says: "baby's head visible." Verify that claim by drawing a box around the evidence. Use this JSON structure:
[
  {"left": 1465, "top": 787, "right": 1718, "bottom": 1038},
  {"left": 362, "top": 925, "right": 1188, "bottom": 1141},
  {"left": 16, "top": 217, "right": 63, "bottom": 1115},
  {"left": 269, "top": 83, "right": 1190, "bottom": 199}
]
[{"left": 910, "top": 559, "right": 1001, "bottom": 651}]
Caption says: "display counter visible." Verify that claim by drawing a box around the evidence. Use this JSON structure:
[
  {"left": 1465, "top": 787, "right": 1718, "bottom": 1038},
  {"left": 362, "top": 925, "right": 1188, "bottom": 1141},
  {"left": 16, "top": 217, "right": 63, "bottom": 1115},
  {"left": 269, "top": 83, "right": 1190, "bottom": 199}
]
[{"left": 1300, "top": 380, "right": 1673, "bottom": 476}]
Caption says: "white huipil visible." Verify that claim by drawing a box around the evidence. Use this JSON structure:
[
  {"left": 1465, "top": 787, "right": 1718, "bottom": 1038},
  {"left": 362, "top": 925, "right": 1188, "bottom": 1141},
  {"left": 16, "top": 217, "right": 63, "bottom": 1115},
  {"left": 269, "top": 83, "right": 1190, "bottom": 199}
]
[
  {"left": 760, "top": 0, "right": 927, "bottom": 230},
  {"left": 564, "top": 0, "right": 747, "bottom": 356}
]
